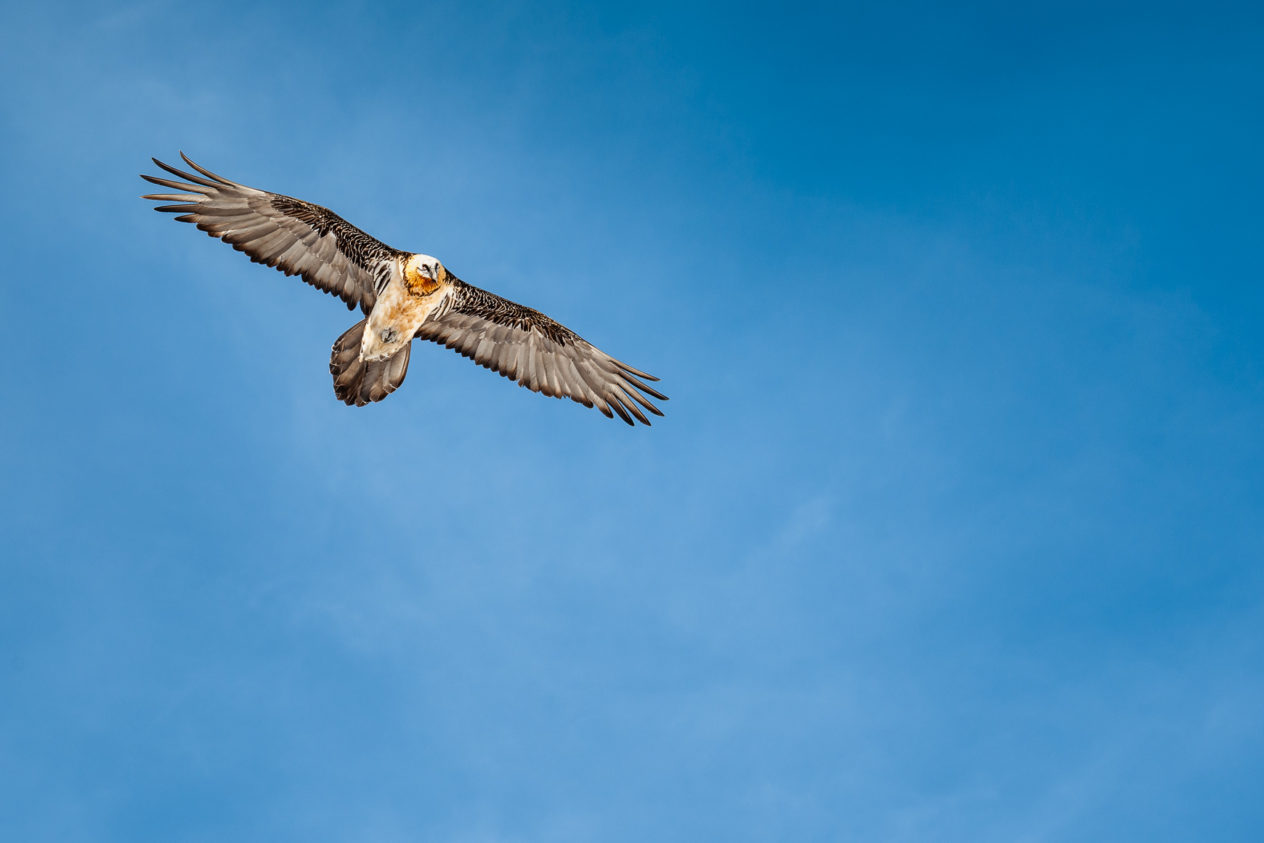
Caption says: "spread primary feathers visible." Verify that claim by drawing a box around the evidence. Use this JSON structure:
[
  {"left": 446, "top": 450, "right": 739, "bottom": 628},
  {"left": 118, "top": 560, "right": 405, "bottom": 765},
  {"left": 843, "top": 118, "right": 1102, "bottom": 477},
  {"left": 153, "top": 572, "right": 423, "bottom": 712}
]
[{"left": 141, "top": 153, "right": 667, "bottom": 425}]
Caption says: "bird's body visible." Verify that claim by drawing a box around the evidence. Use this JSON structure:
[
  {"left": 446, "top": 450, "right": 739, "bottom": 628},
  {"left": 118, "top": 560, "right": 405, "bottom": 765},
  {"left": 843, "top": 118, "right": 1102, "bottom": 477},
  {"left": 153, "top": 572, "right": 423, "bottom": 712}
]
[
  {"left": 363, "top": 254, "right": 449, "bottom": 362},
  {"left": 141, "top": 154, "right": 666, "bottom": 424}
]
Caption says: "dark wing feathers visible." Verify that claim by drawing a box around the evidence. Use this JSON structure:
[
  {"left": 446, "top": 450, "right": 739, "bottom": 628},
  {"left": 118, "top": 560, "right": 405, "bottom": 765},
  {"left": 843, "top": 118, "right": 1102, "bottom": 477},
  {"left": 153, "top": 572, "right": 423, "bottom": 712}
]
[
  {"left": 141, "top": 153, "right": 401, "bottom": 312},
  {"left": 417, "top": 280, "right": 667, "bottom": 425}
]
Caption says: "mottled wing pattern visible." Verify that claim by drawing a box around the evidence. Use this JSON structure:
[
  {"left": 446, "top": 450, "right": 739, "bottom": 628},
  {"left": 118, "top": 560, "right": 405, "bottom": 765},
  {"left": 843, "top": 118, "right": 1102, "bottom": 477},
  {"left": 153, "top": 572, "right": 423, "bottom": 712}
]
[
  {"left": 141, "top": 153, "right": 402, "bottom": 312},
  {"left": 416, "top": 279, "right": 667, "bottom": 425}
]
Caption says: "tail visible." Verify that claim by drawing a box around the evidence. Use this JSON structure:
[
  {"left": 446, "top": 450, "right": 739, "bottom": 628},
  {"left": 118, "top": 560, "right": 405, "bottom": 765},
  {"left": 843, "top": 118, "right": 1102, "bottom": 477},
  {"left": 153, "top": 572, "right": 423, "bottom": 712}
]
[{"left": 330, "top": 319, "right": 411, "bottom": 406}]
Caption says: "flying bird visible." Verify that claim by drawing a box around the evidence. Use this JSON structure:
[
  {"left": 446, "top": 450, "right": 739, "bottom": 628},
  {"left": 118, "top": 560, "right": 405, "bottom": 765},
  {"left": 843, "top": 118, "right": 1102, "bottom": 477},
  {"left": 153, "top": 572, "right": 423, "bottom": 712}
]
[{"left": 141, "top": 153, "right": 666, "bottom": 425}]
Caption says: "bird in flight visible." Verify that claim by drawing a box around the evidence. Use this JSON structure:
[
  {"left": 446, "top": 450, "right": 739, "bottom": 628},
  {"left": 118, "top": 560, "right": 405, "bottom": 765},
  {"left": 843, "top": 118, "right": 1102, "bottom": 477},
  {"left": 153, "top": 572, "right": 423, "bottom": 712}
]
[{"left": 141, "top": 153, "right": 666, "bottom": 425}]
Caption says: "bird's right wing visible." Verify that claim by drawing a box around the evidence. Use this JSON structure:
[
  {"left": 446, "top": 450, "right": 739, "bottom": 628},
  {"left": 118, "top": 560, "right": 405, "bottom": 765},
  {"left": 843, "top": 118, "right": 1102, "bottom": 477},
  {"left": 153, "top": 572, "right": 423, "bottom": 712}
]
[{"left": 142, "top": 153, "right": 403, "bottom": 312}]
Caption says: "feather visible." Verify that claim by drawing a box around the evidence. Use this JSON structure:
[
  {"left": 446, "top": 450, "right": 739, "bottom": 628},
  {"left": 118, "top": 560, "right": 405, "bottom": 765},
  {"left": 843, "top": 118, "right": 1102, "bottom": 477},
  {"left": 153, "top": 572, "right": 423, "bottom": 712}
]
[
  {"left": 414, "top": 278, "right": 666, "bottom": 425},
  {"left": 141, "top": 154, "right": 402, "bottom": 311}
]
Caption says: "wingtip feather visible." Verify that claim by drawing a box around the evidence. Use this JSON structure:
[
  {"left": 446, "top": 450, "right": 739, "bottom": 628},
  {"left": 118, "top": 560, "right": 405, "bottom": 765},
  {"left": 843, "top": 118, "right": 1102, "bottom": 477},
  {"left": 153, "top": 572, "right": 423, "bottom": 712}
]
[{"left": 180, "top": 151, "right": 235, "bottom": 186}]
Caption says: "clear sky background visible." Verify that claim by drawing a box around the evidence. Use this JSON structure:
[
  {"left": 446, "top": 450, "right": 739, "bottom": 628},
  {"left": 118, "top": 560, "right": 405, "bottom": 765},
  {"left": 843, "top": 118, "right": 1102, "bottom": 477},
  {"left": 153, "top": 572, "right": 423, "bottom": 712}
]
[{"left": 2, "top": 1, "right": 1262, "bottom": 840}]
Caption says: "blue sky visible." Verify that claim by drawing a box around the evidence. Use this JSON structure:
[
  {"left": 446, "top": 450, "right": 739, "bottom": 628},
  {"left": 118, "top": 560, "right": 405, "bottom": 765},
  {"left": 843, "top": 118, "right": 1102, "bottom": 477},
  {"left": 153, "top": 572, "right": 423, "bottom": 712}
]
[{"left": 2, "top": 1, "right": 1262, "bottom": 840}]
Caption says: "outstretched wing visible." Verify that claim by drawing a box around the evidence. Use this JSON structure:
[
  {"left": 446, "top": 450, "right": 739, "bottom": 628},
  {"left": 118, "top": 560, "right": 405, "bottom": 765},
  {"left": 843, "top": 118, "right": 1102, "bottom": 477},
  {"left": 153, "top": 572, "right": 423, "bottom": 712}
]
[
  {"left": 416, "top": 279, "right": 667, "bottom": 425},
  {"left": 141, "top": 153, "right": 402, "bottom": 312}
]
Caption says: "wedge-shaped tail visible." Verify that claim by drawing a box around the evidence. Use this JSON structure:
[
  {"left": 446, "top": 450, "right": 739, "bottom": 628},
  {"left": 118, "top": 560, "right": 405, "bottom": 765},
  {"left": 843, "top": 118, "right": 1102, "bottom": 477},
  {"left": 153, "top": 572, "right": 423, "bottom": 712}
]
[{"left": 330, "top": 320, "right": 410, "bottom": 406}]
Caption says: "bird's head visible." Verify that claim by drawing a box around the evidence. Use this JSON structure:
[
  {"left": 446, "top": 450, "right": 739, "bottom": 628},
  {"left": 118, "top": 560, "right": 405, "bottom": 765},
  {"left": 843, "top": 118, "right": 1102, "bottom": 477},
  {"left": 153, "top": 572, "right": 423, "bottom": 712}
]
[{"left": 404, "top": 253, "right": 447, "bottom": 294}]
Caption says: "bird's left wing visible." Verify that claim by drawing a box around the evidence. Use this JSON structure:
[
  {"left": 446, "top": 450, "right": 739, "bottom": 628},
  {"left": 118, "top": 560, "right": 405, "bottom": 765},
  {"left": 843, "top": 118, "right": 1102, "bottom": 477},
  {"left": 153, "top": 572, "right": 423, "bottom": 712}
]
[
  {"left": 416, "top": 279, "right": 668, "bottom": 425},
  {"left": 142, "top": 153, "right": 402, "bottom": 312}
]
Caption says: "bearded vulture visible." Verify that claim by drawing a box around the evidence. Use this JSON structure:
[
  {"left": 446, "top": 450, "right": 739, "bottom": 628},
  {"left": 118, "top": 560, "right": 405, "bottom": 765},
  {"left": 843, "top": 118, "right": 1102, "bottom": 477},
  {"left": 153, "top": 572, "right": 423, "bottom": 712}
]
[{"left": 140, "top": 153, "right": 666, "bottom": 425}]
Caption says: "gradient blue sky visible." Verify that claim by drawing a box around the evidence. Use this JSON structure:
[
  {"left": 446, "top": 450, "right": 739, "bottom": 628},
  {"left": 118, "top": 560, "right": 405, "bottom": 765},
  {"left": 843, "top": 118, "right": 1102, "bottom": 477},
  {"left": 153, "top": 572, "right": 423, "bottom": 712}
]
[{"left": 2, "top": 1, "right": 1263, "bottom": 840}]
